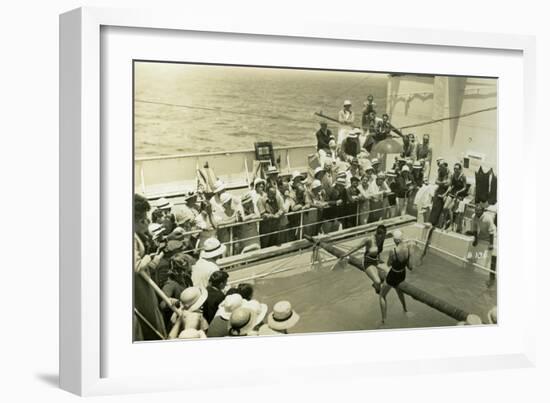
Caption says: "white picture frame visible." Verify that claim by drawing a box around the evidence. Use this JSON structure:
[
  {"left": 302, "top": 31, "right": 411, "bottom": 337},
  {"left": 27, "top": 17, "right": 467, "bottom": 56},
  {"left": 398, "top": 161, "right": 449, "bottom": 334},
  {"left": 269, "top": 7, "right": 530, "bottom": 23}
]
[{"left": 60, "top": 7, "right": 537, "bottom": 396}]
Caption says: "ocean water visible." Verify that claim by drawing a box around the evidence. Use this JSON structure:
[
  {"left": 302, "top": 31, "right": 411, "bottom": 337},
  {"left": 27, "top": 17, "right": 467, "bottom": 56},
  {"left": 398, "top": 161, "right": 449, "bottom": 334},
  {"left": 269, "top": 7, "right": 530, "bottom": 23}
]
[{"left": 134, "top": 62, "right": 388, "bottom": 157}]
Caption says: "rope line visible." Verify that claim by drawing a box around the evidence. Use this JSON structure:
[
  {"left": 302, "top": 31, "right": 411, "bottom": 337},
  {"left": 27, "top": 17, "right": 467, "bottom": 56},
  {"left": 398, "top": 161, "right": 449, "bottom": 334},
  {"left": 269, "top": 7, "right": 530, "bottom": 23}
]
[{"left": 399, "top": 106, "right": 497, "bottom": 130}]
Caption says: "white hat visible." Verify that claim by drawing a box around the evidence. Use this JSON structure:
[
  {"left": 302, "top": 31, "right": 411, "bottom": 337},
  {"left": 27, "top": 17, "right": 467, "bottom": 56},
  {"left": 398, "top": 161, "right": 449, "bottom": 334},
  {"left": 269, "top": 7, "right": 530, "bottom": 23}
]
[
  {"left": 229, "top": 307, "right": 258, "bottom": 335},
  {"left": 343, "top": 100, "right": 352, "bottom": 106},
  {"left": 217, "top": 294, "right": 244, "bottom": 320},
  {"left": 371, "top": 158, "right": 380, "bottom": 165},
  {"left": 148, "top": 223, "right": 166, "bottom": 240},
  {"left": 267, "top": 301, "right": 300, "bottom": 331},
  {"left": 243, "top": 299, "right": 268, "bottom": 327},
  {"left": 291, "top": 171, "right": 304, "bottom": 182},
  {"left": 253, "top": 177, "right": 266, "bottom": 188},
  {"left": 213, "top": 180, "right": 226, "bottom": 194},
  {"left": 311, "top": 179, "right": 322, "bottom": 190},
  {"left": 179, "top": 286, "right": 209, "bottom": 312},
  {"left": 392, "top": 230, "right": 403, "bottom": 241},
  {"left": 201, "top": 237, "right": 227, "bottom": 259},
  {"left": 220, "top": 192, "right": 232, "bottom": 205},
  {"left": 401, "top": 165, "right": 410, "bottom": 172},
  {"left": 173, "top": 207, "right": 195, "bottom": 225},
  {"left": 156, "top": 197, "right": 172, "bottom": 210},
  {"left": 335, "top": 177, "right": 346, "bottom": 186},
  {"left": 313, "top": 166, "right": 325, "bottom": 177}
]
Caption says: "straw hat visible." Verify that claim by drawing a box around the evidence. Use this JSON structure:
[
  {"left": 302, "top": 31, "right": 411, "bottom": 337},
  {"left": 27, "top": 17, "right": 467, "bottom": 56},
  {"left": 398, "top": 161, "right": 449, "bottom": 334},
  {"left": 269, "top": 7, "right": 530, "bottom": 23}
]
[
  {"left": 229, "top": 307, "right": 257, "bottom": 335},
  {"left": 148, "top": 223, "right": 166, "bottom": 240},
  {"left": 179, "top": 287, "right": 208, "bottom": 312},
  {"left": 220, "top": 192, "right": 232, "bottom": 206},
  {"left": 291, "top": 171, "right": 304, "bottom": 182},
  {"left": 343, "top": 100, "right": 352, "bottom": 106},
  {"left": 253, "top": 177, "right": 266, "bottom": 188},
  {"left": 371, "top": 158, "right": 380, "bottom": 165},
  {"left": 401, "top": 165, "right": 410, "bottom": 172},
  {"left": 213, "top": 180, "right": 226, "bottom": 194},
  {"left": 201, "top": 237, "right": 227, "bottom": 259},
  {"left": 216, "top": 294, "right": 244, "bottom": 320},
  {"left": 335, "top": 177, "right": 346, "bottom": 186},
  {"left": 156, "top": 197, "right": 172, "bottom": 210},
  {"left": 311, "top": 179, "right": 322, "bottom": 190},
  {"left": 243, "top": 300, "right": 268, "bottom": 328},
  {"left": 241, "top": 192, "right": 253, "bottom": 205},
  {"left": 267, "top": 301, "right": 300, "bottom": 331},
  {"left": 174, "top": 209, "right": 194, "bottom": 225},
  {"left": 313, "top": 166, "right": 326, "bottom": 178}
]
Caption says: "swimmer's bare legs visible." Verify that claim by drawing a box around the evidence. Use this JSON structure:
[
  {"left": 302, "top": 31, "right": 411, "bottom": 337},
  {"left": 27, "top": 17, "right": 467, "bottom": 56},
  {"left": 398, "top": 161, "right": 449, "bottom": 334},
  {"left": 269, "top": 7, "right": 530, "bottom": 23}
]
[
  {"left": 396, "top": 288, "right": 408, "bottom": 313},
  {"left": 379, "top": 283, "right": 392, "bottom": 323},
  {"left": 365, "top": 265, "right": 382, "bottom": 293}
]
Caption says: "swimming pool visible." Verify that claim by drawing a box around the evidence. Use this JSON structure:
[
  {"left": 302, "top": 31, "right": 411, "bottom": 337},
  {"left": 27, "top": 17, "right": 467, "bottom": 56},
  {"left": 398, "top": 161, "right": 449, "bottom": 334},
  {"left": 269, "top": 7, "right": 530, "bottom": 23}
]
[{"left": 227, "top": 225, "right": 497, "bottom": 333}]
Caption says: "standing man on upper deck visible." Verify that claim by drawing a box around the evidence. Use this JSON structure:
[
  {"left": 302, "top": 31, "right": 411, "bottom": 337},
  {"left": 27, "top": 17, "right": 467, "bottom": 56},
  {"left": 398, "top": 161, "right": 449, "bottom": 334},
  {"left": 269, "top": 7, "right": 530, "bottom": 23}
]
[
  {"left": 337, "top": 100, "right": 355, "bottom": 146},
  {"left": 416, "top": 134, "right": 433, "bottom": 179}
]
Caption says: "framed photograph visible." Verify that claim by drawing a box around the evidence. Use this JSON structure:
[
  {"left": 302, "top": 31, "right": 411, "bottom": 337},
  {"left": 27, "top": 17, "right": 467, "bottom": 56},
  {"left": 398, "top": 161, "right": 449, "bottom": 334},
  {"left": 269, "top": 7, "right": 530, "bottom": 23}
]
[{"left": 60, "top": 7, "right": 536, "bottom": 396}]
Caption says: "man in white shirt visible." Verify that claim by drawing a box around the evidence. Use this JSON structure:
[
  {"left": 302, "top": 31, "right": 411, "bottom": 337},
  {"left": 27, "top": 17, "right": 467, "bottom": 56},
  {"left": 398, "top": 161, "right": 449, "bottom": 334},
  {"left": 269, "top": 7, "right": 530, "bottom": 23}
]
[
  {"left": 191, "top": 237, "right": 227, "bottom": 289},
  {"left": 337, "top": 100, "right": 355, "bottom": 146}
]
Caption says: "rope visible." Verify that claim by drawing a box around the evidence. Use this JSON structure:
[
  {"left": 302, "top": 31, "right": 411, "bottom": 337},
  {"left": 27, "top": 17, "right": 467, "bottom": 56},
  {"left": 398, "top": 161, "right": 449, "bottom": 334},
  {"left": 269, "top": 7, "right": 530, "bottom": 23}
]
[{"left": 398, "top": 107, "right": 497, "bottom": 130}]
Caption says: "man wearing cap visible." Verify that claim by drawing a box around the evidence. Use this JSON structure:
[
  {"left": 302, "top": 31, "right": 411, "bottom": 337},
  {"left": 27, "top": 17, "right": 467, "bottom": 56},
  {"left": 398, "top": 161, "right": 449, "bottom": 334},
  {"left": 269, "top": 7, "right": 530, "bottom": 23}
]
[
  {"left": 191, "top": 237, "right": 227, "bottom": 289},
  {"left": 315, "top": 120, "right": 334, "bottom": 151},
  {"left": 337, "top": 100, "right": 355, "bottom": 145}
]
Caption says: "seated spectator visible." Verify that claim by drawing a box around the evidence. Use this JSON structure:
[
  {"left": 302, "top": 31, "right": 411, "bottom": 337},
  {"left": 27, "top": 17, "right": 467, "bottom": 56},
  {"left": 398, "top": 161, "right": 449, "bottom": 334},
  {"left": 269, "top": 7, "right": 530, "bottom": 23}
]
[
  {"left": 207, "top": 294, "right": 244, "bottom": 337},
  {"left": 259, "top": 301, "right": 301, "bottom": 335},
  {"left": 316, "top": 120, "right": 334, "bottom": 151},
  {"left": 203, "top": 270, "right": 229, "bottom": 323},
  {"left": 228, "top": 307, "right": 258, "bottom": 337},
  {"left": 191, "top": 237, "right": 226, "bottom": 288},
  {"left": 339, "top": 128, "right": 362, "bottom": 162}
]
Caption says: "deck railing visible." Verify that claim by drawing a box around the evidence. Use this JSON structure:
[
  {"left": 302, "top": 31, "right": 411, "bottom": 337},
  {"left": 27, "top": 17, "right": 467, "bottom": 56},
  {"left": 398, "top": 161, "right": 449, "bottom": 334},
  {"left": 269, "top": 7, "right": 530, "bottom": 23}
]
[{"left": 160, "top": 195, "right": 483, "bottom": 258}]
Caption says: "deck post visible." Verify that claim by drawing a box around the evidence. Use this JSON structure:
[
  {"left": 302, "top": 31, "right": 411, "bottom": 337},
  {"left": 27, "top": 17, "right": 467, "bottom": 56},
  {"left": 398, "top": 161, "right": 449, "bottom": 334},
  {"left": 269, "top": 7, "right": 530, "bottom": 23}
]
[{"left": 299, "top": 211, "right": 304, "bottom": 240}]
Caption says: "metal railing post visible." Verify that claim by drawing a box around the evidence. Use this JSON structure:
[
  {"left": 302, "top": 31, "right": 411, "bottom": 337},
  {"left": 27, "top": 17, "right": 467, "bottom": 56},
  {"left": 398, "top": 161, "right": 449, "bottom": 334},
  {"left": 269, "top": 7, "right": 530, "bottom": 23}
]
[
  {"left": 229, "top": 226, "right": 234, "bottom": 256},
  {"left": 299, "top": 211, "right": 304, "bottom": 240},
  {"left": 356, "top": 203, "right": 359, "bottom": 226}
]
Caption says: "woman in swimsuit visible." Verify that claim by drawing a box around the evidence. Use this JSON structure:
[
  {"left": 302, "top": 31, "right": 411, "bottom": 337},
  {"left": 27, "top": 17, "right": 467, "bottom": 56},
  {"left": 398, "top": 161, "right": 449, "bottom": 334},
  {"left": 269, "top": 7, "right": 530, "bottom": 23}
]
[
  {"left": 338, "top": 225, "right": 388, "bottom": 293},
  {"left": 379, "top": 230, "right": 413, "bottom": 324}
]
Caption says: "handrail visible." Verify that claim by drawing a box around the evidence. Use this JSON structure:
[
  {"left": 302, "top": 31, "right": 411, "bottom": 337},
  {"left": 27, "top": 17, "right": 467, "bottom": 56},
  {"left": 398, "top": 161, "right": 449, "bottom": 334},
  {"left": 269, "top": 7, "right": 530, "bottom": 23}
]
[{"left": 135, "top": 143, "right": 317, "bottom": 162}]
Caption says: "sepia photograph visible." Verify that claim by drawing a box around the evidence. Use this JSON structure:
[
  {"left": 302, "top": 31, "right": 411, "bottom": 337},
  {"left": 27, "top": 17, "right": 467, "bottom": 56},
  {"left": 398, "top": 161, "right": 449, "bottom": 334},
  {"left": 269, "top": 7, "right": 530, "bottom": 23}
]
[{"left": 132, "top": 61, "right": 498, "bottom": 342}]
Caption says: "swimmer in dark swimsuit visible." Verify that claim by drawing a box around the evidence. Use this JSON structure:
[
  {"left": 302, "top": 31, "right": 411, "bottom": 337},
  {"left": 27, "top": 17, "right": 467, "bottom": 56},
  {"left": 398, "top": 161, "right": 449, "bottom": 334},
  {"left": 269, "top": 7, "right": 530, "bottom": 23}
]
[
  {"left": 337, "top": 225, "right": 387, "bottom": 293},
  {"left": 379, "top": 230, "right": 413, "bottom": 324}
]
